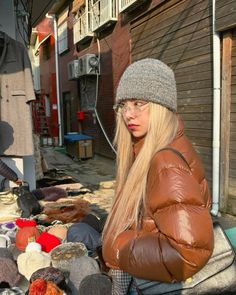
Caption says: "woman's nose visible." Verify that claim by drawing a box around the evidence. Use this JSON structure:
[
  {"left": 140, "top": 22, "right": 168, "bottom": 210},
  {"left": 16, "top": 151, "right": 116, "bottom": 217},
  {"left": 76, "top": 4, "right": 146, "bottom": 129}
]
[{"left": 123, "top": 106, "right": 136, "bottom": 117}]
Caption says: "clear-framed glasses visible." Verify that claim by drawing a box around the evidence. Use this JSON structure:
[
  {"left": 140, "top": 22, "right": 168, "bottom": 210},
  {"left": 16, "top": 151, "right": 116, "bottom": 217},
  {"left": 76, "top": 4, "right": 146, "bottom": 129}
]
[{"left": 113, "top": 100, "right": 149, "bottom": 115}]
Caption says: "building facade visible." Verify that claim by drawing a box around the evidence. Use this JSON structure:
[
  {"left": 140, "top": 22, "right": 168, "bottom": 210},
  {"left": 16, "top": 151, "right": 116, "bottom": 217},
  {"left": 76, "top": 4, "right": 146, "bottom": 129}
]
[{"left": 32, "top": 0, "right": 236, "bottom": 215}]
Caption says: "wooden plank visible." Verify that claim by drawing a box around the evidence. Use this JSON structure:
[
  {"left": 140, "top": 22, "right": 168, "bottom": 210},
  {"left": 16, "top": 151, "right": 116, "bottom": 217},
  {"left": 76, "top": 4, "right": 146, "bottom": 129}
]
[
  {"left": 131, "top": 0, "right": 205, "bottom": 30},
  {"left": 229, "top": 151, "right": 236, "bottom": 160},
  {"left": 216, "top": 0, "right": 235, "bottom": 10},
  {"left": 221, "top": 31, "right": 233, "bottom": 212},
  {"left": 183, "top": 120, "right": 212, "bottom": 130},
  {"left": 229, "top": 177, "right": 236, "bottom": 188},
  {"left": 232, "top": 85, "right": 236, "bottom": 94},
  {"left": 172, "top": 54, "right": 212, "bottom": 74},
  {"left": 232, "top": 65, "right": 236, "bottom": 76},
  {"left": 230, "top": 146, "right": 236, "bottom": 152},
  {"left": 178, "top": 87, "right": 212, "bottom": 99},
  {"left": 184, "top": 128, "right": 212, "bottom": 138},
  {"left": 175, "top": 61, "right": 211, "bottom": 75},
  {"left": 230, "top": 121, "right": 236, "bottom": 128},
  {"left": 178, "top": 104, "right": 212, "bottom": 113},
  {"left": 159, "top": 45, "right": 212, "bottom": 65},
  {"left": 215, "top": 0, "right": 236, "bottom": 31},
  {"left": 217, "top": 7, "right": 236, "bottom": 21},
  {"left": 132, "top": 19, "right": 211, "bottom": 60},
  {"left": 132, "top": 0, "right": 209, "bottom": 39},
  {"left": 230, "top": 131, "right": 236, "bottom": 140},
  {"left": 132, "top": 22, "right": 211, "bottom": 58},
  {"left": 229, "top": 168, "right": 236, "bottom": 178},
  {"left": 176, "top": 70, "right": 211, "bottom": 84},
  {"left": 194, "top": 145, "right": 212, "bottom": 155},
  {"left": 188, "top": 137, "right": 212, "bottom": 147},
  {"left": 226, "top": 197, "right": 236, "bottom": 215},
  {"left": 216, "top": 15, "right": 236, "bottom": 32},
  {"left": 144, "top": 36, "right": 211, "bottom": 64},
  {"left": 232, "top": 47, "right": 236, "bottom": 57},
  {"left": 132, "top": 9, "right": 211, "bottom": 50},
  {"left": 230, "top": 113, "right": 236, "bottom": 122},
  {"left": 216, "top": 0, "right": 236, "bottom": 12},
  {"left": 177, "top": 78, "right": 212, "bottom": 91},
  {"left": 133, "top": 40, "right": 212, "bottom": 66},
  {"left": 178, "top": 96, "right": 212, "bottom": 106}
]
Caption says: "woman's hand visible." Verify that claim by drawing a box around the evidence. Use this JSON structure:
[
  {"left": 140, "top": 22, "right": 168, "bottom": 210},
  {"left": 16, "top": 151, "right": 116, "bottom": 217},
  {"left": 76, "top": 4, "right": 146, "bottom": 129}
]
[
  {"left": 14, "top": 178, "right": 23, "bottom": 186},
  {"left": 105, "top": 261, "right": 120, "bottom": 269}
]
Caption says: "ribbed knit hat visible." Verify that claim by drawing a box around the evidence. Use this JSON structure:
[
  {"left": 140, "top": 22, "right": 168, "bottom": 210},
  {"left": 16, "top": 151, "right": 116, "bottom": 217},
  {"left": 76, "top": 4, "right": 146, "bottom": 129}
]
[{"left": 116, "top": 58, "right": 177, "bottom": 112}]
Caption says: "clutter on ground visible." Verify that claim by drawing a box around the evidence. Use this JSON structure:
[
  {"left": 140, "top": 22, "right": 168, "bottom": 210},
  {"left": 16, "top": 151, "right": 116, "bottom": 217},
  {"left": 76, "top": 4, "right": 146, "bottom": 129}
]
[{"left": 0, "top": 148, "right": 116, "bottom": 294}]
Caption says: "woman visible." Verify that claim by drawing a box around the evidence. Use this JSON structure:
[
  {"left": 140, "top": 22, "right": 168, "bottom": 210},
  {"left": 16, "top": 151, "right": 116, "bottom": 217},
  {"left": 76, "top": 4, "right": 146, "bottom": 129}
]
[{"left": 102, "top": 58, "right": 214, "bottom": 294}]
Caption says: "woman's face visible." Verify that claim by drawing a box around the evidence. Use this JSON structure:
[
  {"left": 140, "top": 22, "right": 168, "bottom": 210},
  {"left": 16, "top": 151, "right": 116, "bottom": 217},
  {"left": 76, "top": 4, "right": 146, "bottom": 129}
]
[{"left": 117, "top": 100, "right": 150, "bottom": 138}]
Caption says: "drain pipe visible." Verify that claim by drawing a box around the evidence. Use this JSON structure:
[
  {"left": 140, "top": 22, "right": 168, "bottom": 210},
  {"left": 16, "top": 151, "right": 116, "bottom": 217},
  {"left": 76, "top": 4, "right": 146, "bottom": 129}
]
[
  {"left": 53, "top": 15, "right": 63, "bottom": 146},
  {"left": 211, "top": 0, "right": 221, "bottom": 216}
]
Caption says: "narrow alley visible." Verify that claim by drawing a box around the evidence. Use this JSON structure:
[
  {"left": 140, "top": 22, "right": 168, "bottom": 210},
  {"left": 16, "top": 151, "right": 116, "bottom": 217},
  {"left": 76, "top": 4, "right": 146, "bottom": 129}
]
[{"left": 41, "top": 146, "right": 116, "bottom": 219}]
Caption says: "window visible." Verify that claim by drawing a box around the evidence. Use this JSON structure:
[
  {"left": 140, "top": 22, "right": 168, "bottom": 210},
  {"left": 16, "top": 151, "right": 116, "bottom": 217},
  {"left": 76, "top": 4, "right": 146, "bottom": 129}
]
[
  {"left": 58, "top": 22, "right": 68, "bottom": 54},
  {"left": 58, "top": 7, "right": 69, "bottom": 54}
]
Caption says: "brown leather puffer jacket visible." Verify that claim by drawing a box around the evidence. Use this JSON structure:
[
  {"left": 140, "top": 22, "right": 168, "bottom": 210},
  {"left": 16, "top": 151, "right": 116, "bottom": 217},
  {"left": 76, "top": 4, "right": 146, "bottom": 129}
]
[{"left": 103, "top": 120, "right": 214, "bottom": 282}]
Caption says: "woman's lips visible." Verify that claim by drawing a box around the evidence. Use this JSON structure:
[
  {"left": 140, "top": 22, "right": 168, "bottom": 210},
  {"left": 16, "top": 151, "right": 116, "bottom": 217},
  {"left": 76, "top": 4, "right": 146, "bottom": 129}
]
[{"left": 128, "top": 124, "right": 138, "bottom": 130}]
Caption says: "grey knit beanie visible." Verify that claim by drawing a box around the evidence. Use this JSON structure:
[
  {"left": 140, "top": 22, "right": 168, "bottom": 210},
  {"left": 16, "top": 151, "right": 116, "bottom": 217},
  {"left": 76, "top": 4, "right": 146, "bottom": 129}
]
[{"left": 116, "top": 58, "right": 177, "bottom": 112}]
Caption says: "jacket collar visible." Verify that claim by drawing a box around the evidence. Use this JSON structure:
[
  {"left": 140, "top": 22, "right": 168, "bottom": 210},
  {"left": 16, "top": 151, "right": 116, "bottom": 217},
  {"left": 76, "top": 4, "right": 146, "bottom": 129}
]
[{"left": 175, "top": 117, "right": 184, "bottom": 139}]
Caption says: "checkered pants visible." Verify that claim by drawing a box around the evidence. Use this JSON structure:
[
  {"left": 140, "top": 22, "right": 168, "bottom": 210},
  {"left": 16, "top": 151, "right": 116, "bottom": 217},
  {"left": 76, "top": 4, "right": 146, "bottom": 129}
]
[{"left": 110, "top": 269, "right": 138, "bottom": 295}]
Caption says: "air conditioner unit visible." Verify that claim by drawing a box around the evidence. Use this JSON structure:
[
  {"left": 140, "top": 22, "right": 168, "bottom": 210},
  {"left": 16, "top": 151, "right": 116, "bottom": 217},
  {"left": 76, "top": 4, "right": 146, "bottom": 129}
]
[
  {"left": 67, "top": 60, "right": 80, "bottom": 80},
  {"left": 119, "top": 0, "right": 148, "bottom": 13},
  {"left": 78, "top": 54, "right": 100, "bottom": 76}
]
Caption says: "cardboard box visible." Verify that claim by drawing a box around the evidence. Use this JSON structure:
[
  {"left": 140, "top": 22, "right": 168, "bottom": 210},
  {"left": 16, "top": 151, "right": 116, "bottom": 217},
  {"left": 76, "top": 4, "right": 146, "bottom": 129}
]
[
  {"left": 64, "top": 134, "right": 93, "bottom": 159},
  {"left": 66, "top": 140, "right": 93, "bottom": 159}
]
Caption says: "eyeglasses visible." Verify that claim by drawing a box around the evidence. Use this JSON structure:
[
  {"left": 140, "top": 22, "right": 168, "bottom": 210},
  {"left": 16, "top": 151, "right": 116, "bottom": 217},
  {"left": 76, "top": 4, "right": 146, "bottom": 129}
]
[{"left": 113, "top": 101, "right": 149, "bottom": 115}]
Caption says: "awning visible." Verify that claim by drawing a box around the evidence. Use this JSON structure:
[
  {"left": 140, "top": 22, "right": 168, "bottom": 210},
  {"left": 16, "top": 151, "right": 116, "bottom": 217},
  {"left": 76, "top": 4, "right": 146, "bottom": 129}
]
[{"left": 35, "top": 34, "right": 51, "bottom": 55}]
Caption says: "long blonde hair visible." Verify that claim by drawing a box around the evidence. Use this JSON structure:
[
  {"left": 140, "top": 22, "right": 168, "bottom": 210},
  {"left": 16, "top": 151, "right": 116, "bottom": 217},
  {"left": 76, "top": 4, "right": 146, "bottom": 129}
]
[{"left": 103, "top": 103, "right": 178, "bottom": 242}]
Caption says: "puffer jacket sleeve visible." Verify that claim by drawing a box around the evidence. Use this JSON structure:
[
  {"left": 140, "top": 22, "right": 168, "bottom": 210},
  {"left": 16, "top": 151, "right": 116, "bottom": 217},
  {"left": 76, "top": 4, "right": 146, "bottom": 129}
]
[{"left": 117, "top": 151, "right": 214, "bottom": 282}]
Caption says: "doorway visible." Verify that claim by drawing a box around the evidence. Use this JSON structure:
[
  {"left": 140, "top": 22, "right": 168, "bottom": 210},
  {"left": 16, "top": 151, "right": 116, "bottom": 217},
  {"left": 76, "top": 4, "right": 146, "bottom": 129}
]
[{"left": 62, "top": 92, "right": 72, "bottom": 135}]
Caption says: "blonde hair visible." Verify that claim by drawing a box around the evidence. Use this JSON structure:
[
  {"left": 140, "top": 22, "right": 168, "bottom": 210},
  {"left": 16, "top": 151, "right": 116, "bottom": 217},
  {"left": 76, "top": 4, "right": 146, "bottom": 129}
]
[{"left": 103, "top": 103, "right": 178, "bottom": 242}]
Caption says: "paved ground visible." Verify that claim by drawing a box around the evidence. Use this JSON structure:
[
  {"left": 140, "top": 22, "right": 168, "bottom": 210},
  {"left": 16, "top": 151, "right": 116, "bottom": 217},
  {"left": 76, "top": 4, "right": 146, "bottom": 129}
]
[
  {"left": 41, "top": 147, "right": 236, "bottom": 248},
  {"left": 41, "top": 147, "right": 116, "bottom": 218}
]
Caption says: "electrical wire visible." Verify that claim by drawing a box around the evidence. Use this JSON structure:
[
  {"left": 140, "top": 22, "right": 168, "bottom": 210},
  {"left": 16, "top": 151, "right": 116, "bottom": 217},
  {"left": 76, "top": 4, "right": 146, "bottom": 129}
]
[
  {"left": 93, "top": 37, "right": 117, "bottom": 154},
  {"left": 94, "top": 74, "right": 117, "bottom": 154}
]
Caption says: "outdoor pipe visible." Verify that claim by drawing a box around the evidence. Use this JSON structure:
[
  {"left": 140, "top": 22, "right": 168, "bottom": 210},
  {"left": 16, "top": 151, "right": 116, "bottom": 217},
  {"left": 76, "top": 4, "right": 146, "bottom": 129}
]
[
  {"left": 211, "top": 0, "right": 220, "bottom": 216},
  {"left": 53, "top": 14, "right": 63, "bottom": 146}
]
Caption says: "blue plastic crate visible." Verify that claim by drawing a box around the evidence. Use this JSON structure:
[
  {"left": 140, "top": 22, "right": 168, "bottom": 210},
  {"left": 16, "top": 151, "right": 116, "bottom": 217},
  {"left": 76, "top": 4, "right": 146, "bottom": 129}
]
[{"left": 64, "top": 133, "right": 93, "bottom": 142}]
